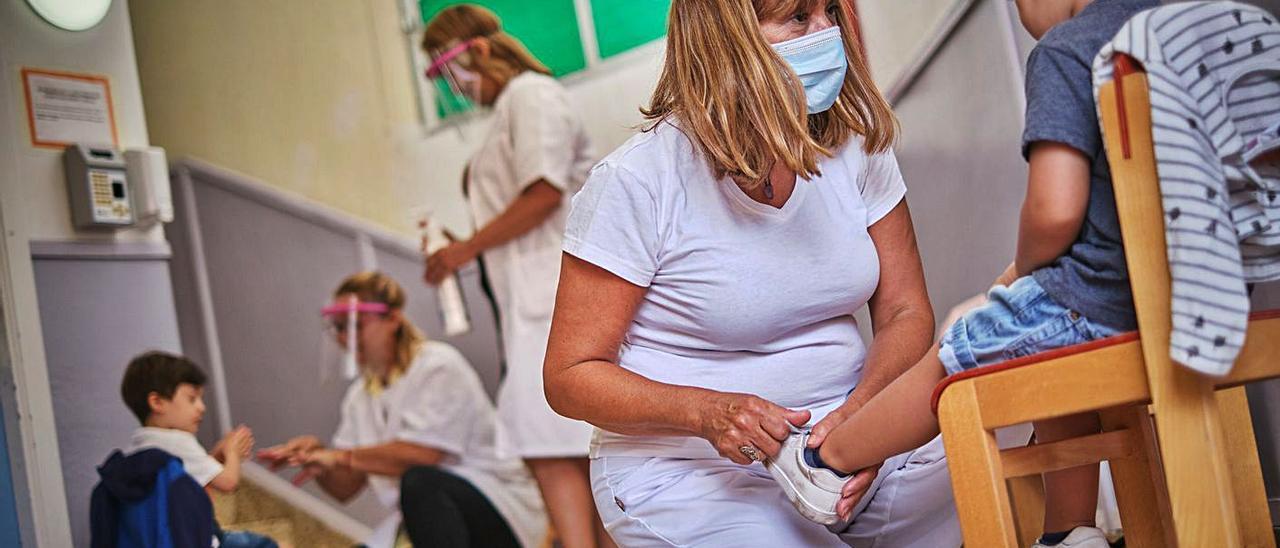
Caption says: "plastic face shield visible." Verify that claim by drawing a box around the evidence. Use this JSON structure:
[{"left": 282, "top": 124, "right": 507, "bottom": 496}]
[
  {"left": 426, "top": 40, "right": 482, "bottom": 116},
  {"left": 320, "top": 297, "right": 390, "bottom": 381}
]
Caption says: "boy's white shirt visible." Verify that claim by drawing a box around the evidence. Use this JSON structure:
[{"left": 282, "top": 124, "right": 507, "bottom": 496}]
[{"left": 126, "top": 427, "right": 224, "bottom": 486}]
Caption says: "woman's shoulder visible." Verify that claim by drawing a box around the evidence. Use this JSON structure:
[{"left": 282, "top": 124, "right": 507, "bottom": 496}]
[
  {"left": 413, "top": 340, "right": 469, "bottom": 367},
  {"left": 501, "top": 71, "right": 568, "bottom": 106},
  {"left": 509, "top": 71, "right": 559, "bottom": 89},
  {"left": 823, "top": 134, "right": 901, "bottom": 186},
  {"left": 339, "top": 377, "right": 368, "bottom": 408},
  {"left": 593, "top": 120, "right": 704, "bottom": 186},
  {"left": 409, "top": 341, "right": 484, "bottom": 382},
  {"left": 827, "top": 134, "right": 873, "bottom": 167}
]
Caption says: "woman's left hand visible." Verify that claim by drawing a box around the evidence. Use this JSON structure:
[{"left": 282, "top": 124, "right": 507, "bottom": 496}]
[
  {"left": 424, "top": 241, "right": 477, "bottom": 285},
  {"left": 290, "top": 448, "right": 347, "bottom": 486},
  {"left": 835, "top": 464, "right": 880, "bottom": 522},
  {"left": 257, "top": 435, "right": 322, "bottom": 469},
  {"left": 302, "top": 448, "right": 344, "bottom": 469}
]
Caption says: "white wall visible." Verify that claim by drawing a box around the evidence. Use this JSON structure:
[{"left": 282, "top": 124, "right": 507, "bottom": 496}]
[
  {"left": 130, "top": 0, "right": 429, "bottom": 233},
  {"left": 858, "top": 0, "right": 955, "bottom": 88},
  {"left": 0, "top": 0, "right": 160, "bottom": 544}
]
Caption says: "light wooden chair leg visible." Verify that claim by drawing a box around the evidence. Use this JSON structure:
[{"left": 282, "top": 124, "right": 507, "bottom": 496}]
[
  {"left": 940, "top": 382, "right": 1019, "bottom": 547},
  {"left": 1099, "top": 406, "right": 1170, "bottom": 547},
  {"left": 1217, "top": 386, "right": 1276, "bottom": 548},
  {"left": 1008, "top": 474, "right": 1046, "bottom": 547},
  {"left": 1148, "top": 367, "right": 1242, "bottom": 547}
]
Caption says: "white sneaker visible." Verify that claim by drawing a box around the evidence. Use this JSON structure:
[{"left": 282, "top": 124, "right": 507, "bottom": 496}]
[
  {"left": 764, "top": 430, "right": 846, "bottom": 525},
  {"left": 1030, "top": 526, "right": 1110, "bottom": 548}
]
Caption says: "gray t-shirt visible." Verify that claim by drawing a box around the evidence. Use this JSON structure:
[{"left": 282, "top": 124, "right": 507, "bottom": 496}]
[{"left": 1024, "top": 0, "right": 1159, "bottom": 332}]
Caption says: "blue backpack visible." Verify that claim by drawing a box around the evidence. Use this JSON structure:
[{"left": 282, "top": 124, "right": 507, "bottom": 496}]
[{"left": 90, "top": 448, "right": 214, "bottom": 548}]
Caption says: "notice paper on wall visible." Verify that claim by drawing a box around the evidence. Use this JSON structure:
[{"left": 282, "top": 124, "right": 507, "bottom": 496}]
[{"left": 22, "top": 68, "right": 117, "bottom": 149}]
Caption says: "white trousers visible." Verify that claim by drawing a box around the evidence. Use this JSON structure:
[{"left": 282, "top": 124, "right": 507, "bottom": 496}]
[
  {"left": 493, "top": 312, "right": 594, "bottom": 458},
  {"left": 591, "top": 435, "right": 959, "bottom": 547}
]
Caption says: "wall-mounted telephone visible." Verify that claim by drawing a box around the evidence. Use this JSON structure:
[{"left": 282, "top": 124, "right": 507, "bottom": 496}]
[{"left": 63, "top": 144, "right": 171, "bottom": 230}]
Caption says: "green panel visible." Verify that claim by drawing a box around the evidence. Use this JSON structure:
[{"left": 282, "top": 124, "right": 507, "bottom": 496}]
[
  {"left": 590, "top": 0, "right": 670, "bottom": 58},
  {"left": 420, "top": 0, "right": 586, "bottom": 76}
]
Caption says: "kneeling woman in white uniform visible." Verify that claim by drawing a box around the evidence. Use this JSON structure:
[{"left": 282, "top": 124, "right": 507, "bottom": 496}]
[{"left": 258, "top": 272, "right": 544, "bottom": 547}]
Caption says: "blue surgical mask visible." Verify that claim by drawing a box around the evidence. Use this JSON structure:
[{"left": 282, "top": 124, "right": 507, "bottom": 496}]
[{"left": 771, "top": 26, "right": 848, "bottom": 114}]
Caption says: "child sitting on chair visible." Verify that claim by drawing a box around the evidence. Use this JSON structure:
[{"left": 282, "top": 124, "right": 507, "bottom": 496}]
[{"left": 766, "top": 1, "right": 1156, "bottom": 546}]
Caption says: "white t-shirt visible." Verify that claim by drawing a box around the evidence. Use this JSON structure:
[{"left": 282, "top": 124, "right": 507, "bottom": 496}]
[
  {"left": 331, "top": 341, "right": 545, "bottom": 548},
  {"left": 563, "top": 121, "right": 907, "bottom": 459},
  {"left": 126, "top": 427, "right": 224, "bottom": 486},
  {"left": 466, "top": 71, "right": 595, "bottom": 322}
]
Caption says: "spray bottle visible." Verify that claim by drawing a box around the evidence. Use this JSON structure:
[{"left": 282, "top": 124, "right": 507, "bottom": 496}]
[{"left": 418, "top": 211, "right": 472, "bottom": 336}]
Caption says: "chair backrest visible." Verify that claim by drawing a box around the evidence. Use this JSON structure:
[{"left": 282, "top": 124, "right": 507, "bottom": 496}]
[
  {"left": 1099, "top": 53, "right": 1248, "bottom": 543},
  {"left": 1100, "top": 55, "right": 1176, "bottom": 368}
]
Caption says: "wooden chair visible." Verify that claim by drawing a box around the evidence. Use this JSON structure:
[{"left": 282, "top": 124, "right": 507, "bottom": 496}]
[{"left": 933, "top": 54, "right": 1280, "bottom": 547}]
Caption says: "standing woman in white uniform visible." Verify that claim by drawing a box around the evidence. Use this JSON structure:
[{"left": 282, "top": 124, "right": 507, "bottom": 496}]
[
  {"left": 545, "top": 0, "right": 960, "bottom": 546},
  {"left": 419, "top": 6, "right": 606, "bottom": 548},
  {"left": 259, "top": 272, "right": 545, "bottom": 548}
]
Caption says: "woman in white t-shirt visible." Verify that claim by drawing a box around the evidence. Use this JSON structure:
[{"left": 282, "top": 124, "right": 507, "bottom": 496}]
[
  {"left": 258, "top": 272, "right": 544, "bottom": 548},
  {"left": 543, "top": 1, "right": 960, "bottom": 546},
  {"left": 419, "top": 5, "right": 605, "bottom": 548}
]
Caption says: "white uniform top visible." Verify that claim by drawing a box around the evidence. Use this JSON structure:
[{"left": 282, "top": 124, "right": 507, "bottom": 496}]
[
  {"left": 332, "top": 341, "right": 545, "bottom": 548},
  {"left": 126, "top": 427, "right": 224, "bottom": 486},
  {"left": 465, "top": 71, "right": 596, "bottom": 457},
  {"left": 563, "top": 121, "right": 907, "bottom": 459}
]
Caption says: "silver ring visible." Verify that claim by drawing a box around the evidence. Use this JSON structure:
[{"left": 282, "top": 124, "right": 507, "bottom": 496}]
[{"left": 739, "top": 445, "right": 761, "bottom": 462}]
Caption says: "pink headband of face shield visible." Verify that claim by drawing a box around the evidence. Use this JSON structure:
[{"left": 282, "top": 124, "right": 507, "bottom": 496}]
[
  {"left": 320, "top": 302, "right": 390, "bottom": 317},
  {"left": 425, "top": 40, "right": 476, "bottom": 78}
]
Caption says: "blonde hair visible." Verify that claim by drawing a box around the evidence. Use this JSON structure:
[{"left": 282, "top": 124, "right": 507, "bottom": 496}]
[
  {"left": 422, "top": 5, "right": 552, "bottom": 87},
  {"left": 643, "top": 0, "right": 896, "bottom": 185},
  {"left": 333, "top": 271, "right": 425, "bottom": 379}
]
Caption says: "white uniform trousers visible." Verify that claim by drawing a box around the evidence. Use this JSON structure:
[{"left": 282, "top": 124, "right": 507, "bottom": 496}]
[{"left": 591, "top": 435, "right": 959, "bottom": 547}]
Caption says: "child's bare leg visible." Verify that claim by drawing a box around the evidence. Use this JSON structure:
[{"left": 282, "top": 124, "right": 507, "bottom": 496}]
[
  {"left": 1034, "top": 413, "right": 1101, "bottom": 534},
  {"left": 818, "top": 345, "right": 949, "bottom": 474}
]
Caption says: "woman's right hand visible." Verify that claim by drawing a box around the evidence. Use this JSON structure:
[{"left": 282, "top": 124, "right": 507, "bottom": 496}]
[
  {"left": 696, "top": 392, "right": 811, "bottom": 465},
  {"left": 257, "top": 435, "right": 323, "bottom": 470}
]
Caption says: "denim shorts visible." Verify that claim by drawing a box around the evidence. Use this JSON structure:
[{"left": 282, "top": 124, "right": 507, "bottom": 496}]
[
  {"left": 938, "top": 276, "right": 1121, "bottom": 376},
  {"left": 217, "top": 531, "right": 278, "bottom": 548}
]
